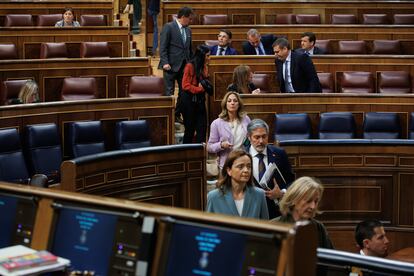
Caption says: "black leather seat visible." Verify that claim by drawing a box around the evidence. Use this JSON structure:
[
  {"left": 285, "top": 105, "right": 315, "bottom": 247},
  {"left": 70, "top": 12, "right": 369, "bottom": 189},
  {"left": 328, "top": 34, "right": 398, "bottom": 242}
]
[
  {"left": 115, "top": 120, "right": 151, "bottom": 150},
  {"left": 0, "top": 128, "right": 30, "bottom": 183},
  {"left": 274, "top": 113, "right": 312, "bottom": 141},
  {"left": 363, "top": 112, "right": 401, "bottom": 139},
  {"left": 4, "top": 14, "right": 33, "bottom": 26},
  {"left": 128, "top": 76, "right": 164, "bottom": 97},
  {"left": 371, "top": 40, "right": 401, "bottom": 55},
  {"left": 0, "top": 43, "right": 18, "bottom": 60},
  {"left": 80, "top": 42, "right": 110, "bottom": 58},
  {"left": 318, "top": 112, "right": 356, "bottom": 139},
  {"left": 201, "top": 14, "right": 228, "bottom": 25},
  {"left": 80, "top": 14, "right": 107, "bottom": 26},
  {"left": 317, "top": 72, "right": 335, "bottom": 93},
  {"left": 40, "top": 42, "right": 68, "bottom": 59},
  {"left": 339, "top": 72, "right": 375, "bottom": 94},
  {"left": 409, "top": 113, "right": 414, "bottom": 139},
  {"left": 295, "top": 14, "right": 321, "bottom": 24},
  {"left": 23, "top": 123, "right": 62, "bottom": 182},
  {"left": 36, "top": 14, "right": 62, "bottom": 26},
  {"left": 67, "top": 121, "right": 105, "bottom": 158},
  {"left": 377, "top": 71, "right": 411, "bottom": 94},
  {"left": 331, "top": 14, "right": 357, "bottom": 24}
]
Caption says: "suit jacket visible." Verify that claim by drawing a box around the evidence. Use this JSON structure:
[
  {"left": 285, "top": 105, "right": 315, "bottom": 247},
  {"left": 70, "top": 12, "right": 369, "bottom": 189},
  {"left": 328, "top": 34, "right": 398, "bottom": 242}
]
[
  {"left": 295, "top": 46, "right": 325, "bottom": 55},
  {"left": 207, "top": 186, "right": 269, "bottom": 220},
  {"left": 242, "top": 34, "right": 278, "bottom": 55},
  {"left": 209, "top": 45, "right": 238, "bottom": 55},
  {"left": 158, "top": 20, "right": 192, "bottom": 72},
  {"left": 207, "top": 116, "right": 251, "bottom": 168},
  {"left": 275, "top": 50, "right": 322, "bottom": 93},
  {"left": 246, "top": 144, "right": 295, "bottom": 219}
]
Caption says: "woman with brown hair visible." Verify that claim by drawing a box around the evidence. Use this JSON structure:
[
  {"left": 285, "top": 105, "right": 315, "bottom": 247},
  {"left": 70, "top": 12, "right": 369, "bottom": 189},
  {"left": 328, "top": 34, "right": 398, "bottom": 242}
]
[
  {"left": 227, "top": 65, "right": 261, "bottom": 94},
  {"left": 207, "top": 149, "right": 269, "bottom": 219},
  {"left": 207, "top": 91, "right": 250, "bottom": 169}
]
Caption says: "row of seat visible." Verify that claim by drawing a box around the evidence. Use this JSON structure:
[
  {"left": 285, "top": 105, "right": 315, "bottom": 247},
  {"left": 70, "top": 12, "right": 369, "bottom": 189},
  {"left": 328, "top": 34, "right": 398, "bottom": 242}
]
[
  {"left": 0, "top": 120, "right": 151, "bottom": 183},
  {"left": 0, "top": 76, "right": 164, "bottom": 104},
  {"left": 0, "top": 42, "right": 112, "bottom": 60},
  {"left": 2, "top": 14, "right": 107, "bottom": 27},
  {"left": 195, "top": 13, "right": 414, "bottom": 25},
  {"left": 274, "top": 112, "right": 413, "bottom": 141}
]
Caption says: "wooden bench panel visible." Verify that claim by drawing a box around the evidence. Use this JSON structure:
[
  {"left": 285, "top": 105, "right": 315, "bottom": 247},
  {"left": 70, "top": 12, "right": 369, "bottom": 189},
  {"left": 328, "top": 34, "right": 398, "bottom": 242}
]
[{"left": 0, "top": 58, "right": 152, "bottom": 101}]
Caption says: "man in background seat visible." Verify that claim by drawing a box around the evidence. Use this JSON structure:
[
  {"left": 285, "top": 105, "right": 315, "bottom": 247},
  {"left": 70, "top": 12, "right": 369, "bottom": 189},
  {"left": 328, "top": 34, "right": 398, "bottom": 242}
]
[
  {"left": 355, "top": 219, "right": 390, "bottom": 257},
  {"left": 296, "top": 32, "right": 326, "bottom": 55},
  {"left": 209, "top": 29, "right": 238, "bottom": 56},
  {"left": 242, "top": 29, "right": 279, "bottom": 55}
]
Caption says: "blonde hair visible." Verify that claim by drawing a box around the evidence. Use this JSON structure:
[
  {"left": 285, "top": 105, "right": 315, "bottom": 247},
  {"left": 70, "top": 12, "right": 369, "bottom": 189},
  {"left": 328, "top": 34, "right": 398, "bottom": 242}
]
[
  {"left": 279, "top": 176, "right": 324, "bottom": 217},
  {"left": 218, "top": 91, "right": 246, "bottom": 121},
  {"left": 232, "top": 65, "right": 252, "bottom": 94},
  {"left": 18, "top": 80, "right": 39, "bottom": 104}
]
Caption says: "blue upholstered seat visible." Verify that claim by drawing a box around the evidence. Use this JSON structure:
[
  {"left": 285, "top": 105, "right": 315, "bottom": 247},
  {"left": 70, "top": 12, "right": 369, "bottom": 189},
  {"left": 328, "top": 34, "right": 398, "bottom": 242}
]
[
  {"left": 67, "top": 121, "right": 105, "bottom": 158},
  {"left": 115, "top": 120, "right": 151, "bottom": 150},
  {"left": 23, "top": 123, "right": 62, "bottom": 180},
  {"left": 318, "top": 112, "right": 356, "bottom": 139},
  {"left": 363, "top": 112, "right": 401, "bottom": 139},
  {"left": 274, "top": 113, "right": 312, "bottom": 141},
  {"left": 0, "top": 128, "right": 30, "bottom": 183}
]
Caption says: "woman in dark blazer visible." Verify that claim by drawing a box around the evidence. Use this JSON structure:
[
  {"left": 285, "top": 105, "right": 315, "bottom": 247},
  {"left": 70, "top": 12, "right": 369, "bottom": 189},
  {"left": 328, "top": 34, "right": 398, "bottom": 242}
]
[{"left": 207, "top": 149, "right": 269, "bottom": 220}]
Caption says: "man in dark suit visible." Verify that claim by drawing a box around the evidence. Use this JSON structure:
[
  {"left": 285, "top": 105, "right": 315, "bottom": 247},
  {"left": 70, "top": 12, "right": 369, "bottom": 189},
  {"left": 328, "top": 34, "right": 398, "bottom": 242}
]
[
  {"left": 273, "top": 37, "right": 322, "bottom": 93},
  {"left": 158, "top": 6, "right": 193, "bottom": 121},
  {"left": 242, "top": 29, "right": 278, "bottom": 55},
  {"left": 245, "top": 119, "right": 295, "bottom": 219},
  {"left": 209, "top": 29, "right": 238, "bottom": 56},
  {"left": 295, "top": 32, "right": 326, "bottom": 55}
]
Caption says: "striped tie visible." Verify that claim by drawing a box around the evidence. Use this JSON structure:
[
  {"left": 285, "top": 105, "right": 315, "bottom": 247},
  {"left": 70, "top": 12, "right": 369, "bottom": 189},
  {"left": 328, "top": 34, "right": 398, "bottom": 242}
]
[{"left": 181, "top": 27, "right": 186, "bottom": 44}]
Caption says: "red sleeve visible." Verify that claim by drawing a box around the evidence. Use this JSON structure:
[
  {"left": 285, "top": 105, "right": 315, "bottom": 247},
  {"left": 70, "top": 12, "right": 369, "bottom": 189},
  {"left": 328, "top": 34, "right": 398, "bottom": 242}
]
[{"left": 182, "top": 63, "right": 204, "bottom": 94}]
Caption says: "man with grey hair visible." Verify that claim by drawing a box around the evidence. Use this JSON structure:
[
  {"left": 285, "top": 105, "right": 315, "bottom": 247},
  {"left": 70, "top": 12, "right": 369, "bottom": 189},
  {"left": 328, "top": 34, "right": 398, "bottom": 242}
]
[
  {"left": 245, "top": 118, "right": 294, "bottom": 219},
  {"left": 242, "top": 28, "right": 280, "bottom": 55}
]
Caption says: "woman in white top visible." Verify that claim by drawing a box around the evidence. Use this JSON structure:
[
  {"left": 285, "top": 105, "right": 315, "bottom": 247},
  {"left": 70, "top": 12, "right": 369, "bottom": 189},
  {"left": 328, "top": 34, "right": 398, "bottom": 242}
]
[
  {"left": 207, "top": 149, "right": 269, "bottom": 219},
  {"left": 207, "top": 91, "right": 250, "bottom": 169},
  {"left": 55, "top": 8, "right": 80, "bottom": 27}
]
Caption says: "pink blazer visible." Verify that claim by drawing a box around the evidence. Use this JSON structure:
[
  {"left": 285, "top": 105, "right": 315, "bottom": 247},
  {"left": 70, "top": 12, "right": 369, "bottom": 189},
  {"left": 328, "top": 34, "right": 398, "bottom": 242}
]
[{"left": 207, "top": 115, "right": 251, "bottom": 168}]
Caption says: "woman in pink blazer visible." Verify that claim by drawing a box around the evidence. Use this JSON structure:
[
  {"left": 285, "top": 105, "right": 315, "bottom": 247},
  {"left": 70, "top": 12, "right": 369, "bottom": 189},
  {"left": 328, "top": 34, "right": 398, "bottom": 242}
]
[{"left": 207, "top": 91, "right": 251, "bottom": 169}]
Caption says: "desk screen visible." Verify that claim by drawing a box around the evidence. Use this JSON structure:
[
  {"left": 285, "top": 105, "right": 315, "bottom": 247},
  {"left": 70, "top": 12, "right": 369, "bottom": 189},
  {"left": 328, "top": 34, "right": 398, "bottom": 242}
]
[
  {"left": 0, "top": 193, "right": 37, "bottom": 247},
  {"left": 50, "top": 203, "right": 142, "bottom": 276},
  {"left": 158, "top": 218, "right": 280, "bottom": 276}
]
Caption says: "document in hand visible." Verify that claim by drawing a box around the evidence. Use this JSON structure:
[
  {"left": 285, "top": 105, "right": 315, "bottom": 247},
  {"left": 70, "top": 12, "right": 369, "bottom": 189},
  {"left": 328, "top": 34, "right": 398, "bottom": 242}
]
[{"left": 258, "top": 163, "right": 279, "bottom": 204}]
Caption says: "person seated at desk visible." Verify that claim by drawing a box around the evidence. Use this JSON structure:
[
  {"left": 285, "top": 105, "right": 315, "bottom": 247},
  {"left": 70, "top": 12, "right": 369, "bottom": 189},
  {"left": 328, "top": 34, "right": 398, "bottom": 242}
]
[
  {"left": 11, "top": 80, "right": 40, "bottom": 104},
  {"left": 209, "top": 29, "right": 238, "bottom": 56},
  {"left": 242, "top": 28, "right": 279, "bottom": 55},
  {"left": 208, "top": 91, "right": 251, "bottom": 169},
  {"left": 55, "top": 8, "right": 80, "bottom": 27},
  {"left": 207, "top": 149, "right": 269, "bottom": 220},
  {"left": 273, "top": 176, "right": 334, "bottom": 248},
  {"left": 227, "top": 65, "right": 261, "bottom": 94},
  {"left": 273, "top": 37, "right": 322, "bottom": 93},
  {"left": 355, "top": 219, "right": 390, "bottom": 257},
  {"left": 295, "top": 32, "right": 326, "bottom": 55}
]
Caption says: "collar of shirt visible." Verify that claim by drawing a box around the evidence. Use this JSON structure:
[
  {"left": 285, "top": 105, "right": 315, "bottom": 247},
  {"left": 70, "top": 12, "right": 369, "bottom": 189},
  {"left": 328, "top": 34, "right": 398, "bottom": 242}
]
[
  {"left": 256, "top": 42, "right": 265, "bottom": 55},
  {"left": 359, "top": 250, "right": 366, "bottom": 256},
  {"left": 286, "top": 50, "right": 292, "bottom": 63},
  {"left": 249, "top": 146, "right": 268, "bottom": 182},
  {"left": 217, "top": 46, "right": 227, "bottom": 55},
  {"left": 308, "top": 47, "right": 314, "bottom": 55},
  {"left": 176, "top": 19, "right": 184, "bottom": 29},
  {"left": 249, "top": 146, "right": 267, "bottom": 158}
]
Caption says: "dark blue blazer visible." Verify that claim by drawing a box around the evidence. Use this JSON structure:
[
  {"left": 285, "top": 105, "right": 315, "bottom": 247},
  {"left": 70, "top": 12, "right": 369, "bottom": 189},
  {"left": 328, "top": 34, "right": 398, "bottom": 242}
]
[
  {"left": 275, "top": 50, "right": 322, "bottom": 93},
  {"left": 242, "top": 34, "right": 278, "bottom": 55},
  {"left": 246, "top": 144, "right": 295, "bottom": 219},
  {"left": 295, "top": 46, "right": 326, "bottom": 55},
  {"left": 209, "top": 45, "right": 238, "bottom": 55}
]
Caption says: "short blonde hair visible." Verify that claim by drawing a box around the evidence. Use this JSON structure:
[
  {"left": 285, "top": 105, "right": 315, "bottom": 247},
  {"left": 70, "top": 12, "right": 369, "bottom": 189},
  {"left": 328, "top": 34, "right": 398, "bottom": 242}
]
[
  {"left": 279, "top": 176, "right": 324, "bottom": 216},
  {"left": 18, "top": 80, "right": 39, "bottom": 104}
]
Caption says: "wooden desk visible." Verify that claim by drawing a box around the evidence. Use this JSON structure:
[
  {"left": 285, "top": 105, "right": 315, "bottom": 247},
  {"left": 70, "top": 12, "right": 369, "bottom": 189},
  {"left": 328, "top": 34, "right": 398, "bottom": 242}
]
[
  {"left": 190, "top": 25, "right": 414, "bottom": 55},
  {"left": 208, "top": 55, "right": 414, "bottom": 128},
  {"left": 388, "top": 247, "right": 414, "bottom": 263},
  {"left": 162, "top": 0, "right": 414, "bottom": 25},
  {"left": 280, "top": 140, "right": 414, "bottom": 253},
  {"left": 0, "top": 97, "right": 175, "bottom": 149},
  {"left": 0, "top": 57, "right": 152, "bottom": 101},
  {"left": 0, "top": 0, "right": 114, "bottom": 26},
  {"left": 0, "top": 26, "right": 130, "bottom": 58}
]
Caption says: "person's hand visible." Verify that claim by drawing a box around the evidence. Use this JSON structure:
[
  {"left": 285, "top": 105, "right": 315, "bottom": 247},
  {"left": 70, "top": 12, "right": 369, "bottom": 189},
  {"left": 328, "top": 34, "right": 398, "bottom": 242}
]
[
  {"left": 220, "top": 140, "right": 233, "bottom": 150},
  {"left": 198, "top": 82, "right": 204, "bottom": 89},
  {"left": 252, "top": 88, "right": 261, "bottom": 94},
  {"left": 163, "top": 64, "right": 171, "bottom": 71},
  {"left": 265, "top": 180, "right": 284, "bottom": 200}
]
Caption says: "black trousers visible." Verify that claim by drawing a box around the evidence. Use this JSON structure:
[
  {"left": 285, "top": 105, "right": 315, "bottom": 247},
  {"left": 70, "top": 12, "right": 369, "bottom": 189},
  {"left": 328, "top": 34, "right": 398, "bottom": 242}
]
[
  {"left": 163, "top": 62, "right": 185, "bottom": 116},
  {"left": 181, "top": 92, "right": 207, "bottom": 143}
]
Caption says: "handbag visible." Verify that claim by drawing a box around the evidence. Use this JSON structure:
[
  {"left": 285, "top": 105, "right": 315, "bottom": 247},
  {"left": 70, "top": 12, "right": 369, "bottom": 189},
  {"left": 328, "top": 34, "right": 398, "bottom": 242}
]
[{"left": 200, "top": 79, "right": 213, "bottom": 96}]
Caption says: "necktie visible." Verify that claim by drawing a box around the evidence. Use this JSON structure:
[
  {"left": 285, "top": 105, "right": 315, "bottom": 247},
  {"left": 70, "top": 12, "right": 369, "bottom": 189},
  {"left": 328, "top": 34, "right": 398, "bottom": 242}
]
[
  {"left": 181, "top": 27, "right": 186, "bottom": 44},
  {"left": 257, "top": 46, "right": 264, "bottom": 55},
  {"left": 284, "top": 60, "right": 293, "bottom": 93},
  {"left": 257, "top": 153, "right": 265, "bottom": 181},
  {"left": 305, "top": 51, "right": 310, "bottom": 55},
  {"left": 218, "top": 47, "right": 225, "bottom": 56}
]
